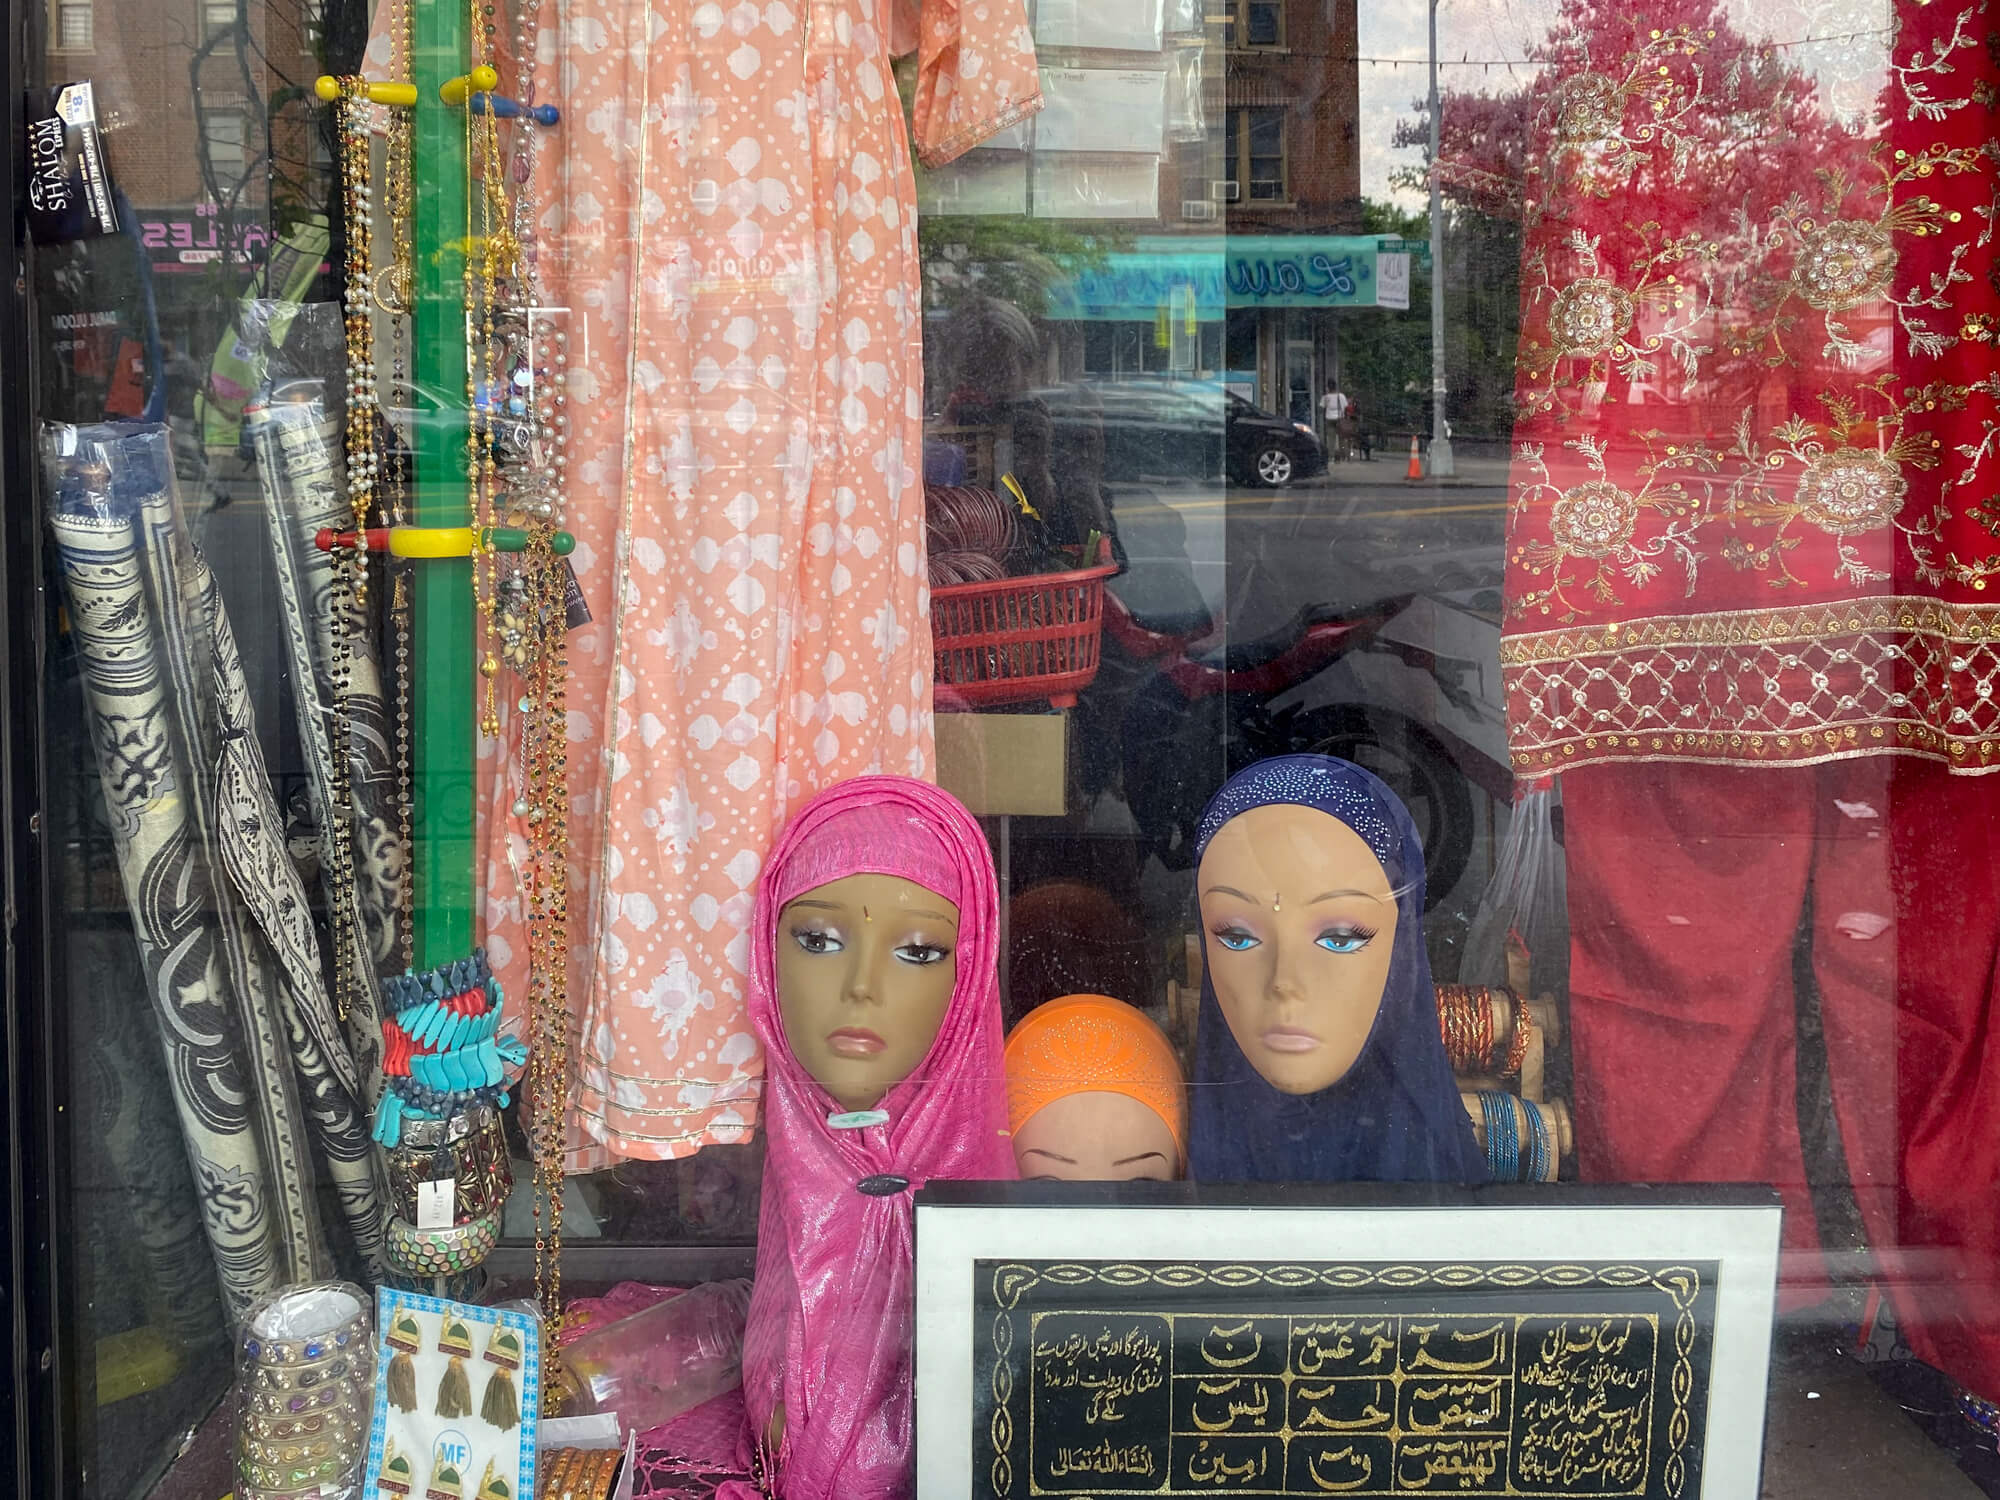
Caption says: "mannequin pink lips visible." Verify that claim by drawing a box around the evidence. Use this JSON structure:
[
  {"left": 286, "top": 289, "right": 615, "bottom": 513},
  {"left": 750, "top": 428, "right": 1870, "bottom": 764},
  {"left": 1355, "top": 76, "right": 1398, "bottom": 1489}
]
[
  {"left": 825, "top": 1027, "right": 887, "bottom": 1058},
  {"left": 1261, "top": 1026, "right": 1321, "bottom": 1053}
]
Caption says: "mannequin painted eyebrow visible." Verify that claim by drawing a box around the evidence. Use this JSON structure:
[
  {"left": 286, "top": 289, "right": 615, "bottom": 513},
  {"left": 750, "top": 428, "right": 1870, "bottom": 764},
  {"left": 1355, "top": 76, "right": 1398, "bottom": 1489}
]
[
  {"left": 785, "top": 896, "right": 959, "bottom": 925},
  {"left": 1021, "top": 1147, "right": 1076, "bottom": 1164},
  {"left": 1200, "top": 884, "right": 1386, "bottom": 905},
  {"left": 1114, "top": 1150, "right": 1168, "bottom": 1166}
]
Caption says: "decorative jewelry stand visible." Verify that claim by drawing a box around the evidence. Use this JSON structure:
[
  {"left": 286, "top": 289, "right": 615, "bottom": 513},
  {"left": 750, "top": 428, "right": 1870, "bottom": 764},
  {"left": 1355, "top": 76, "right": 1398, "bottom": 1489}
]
[{"left": 314, "top": 0, "right": 572, "bottom": 1405}]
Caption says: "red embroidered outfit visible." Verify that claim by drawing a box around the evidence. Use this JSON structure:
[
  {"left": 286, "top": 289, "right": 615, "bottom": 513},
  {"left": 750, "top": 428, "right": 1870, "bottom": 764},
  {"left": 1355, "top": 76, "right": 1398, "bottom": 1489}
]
[{"left": 1499, "top": 2, "right": 2000, "bottom": 1395}]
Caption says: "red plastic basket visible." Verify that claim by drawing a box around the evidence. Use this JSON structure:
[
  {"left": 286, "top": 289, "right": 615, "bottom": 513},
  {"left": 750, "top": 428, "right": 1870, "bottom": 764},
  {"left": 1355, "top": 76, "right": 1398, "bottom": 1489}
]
[{"left": 931, "top": 542, "right": 1118, "bottom": 710}]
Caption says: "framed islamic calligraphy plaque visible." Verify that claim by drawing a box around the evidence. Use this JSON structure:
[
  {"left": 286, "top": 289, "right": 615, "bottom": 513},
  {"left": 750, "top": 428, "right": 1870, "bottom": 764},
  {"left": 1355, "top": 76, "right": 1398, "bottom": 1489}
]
[{"left": 914, "top": 1183, "right": 1780, "bottom": 1500}]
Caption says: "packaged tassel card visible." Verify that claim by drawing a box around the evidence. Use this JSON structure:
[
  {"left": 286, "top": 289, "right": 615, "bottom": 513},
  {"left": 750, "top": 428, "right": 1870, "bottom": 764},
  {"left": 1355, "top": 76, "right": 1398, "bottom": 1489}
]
[{"left": 364, "top": 1289, "right": 541, "bottom": 1500}]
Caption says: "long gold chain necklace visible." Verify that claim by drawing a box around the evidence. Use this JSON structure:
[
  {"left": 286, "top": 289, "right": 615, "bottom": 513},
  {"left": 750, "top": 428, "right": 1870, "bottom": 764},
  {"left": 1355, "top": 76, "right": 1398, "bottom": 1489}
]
[{"left": 463, "top": 0, "right": 571, "bottom": 1378}]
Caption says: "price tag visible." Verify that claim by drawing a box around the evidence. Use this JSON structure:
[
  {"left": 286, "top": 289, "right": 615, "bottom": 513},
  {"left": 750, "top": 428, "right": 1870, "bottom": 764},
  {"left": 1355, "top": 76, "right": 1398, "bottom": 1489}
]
[{"left": 416, "top": 1179, "right": 456, "bottom": 1231}]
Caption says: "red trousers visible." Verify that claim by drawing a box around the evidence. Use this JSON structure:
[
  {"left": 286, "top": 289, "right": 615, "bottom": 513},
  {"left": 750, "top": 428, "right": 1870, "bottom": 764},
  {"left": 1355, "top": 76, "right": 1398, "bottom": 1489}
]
[{"left": 1565, "top": 760, "right": 2000, "bottom": 1398}]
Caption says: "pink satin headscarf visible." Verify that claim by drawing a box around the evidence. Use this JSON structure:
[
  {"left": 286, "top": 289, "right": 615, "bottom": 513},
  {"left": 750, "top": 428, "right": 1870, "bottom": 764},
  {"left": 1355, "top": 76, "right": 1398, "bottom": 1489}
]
[{"left": 741, "top": 775, "right": 1015, "bottom": 1500}]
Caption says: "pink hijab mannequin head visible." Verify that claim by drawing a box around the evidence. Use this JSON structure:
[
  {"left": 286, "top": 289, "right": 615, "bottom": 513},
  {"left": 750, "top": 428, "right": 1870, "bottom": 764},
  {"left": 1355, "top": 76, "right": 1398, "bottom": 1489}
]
[{"left": 741, "top": 775, "right": 1014, "bottom": 1500}]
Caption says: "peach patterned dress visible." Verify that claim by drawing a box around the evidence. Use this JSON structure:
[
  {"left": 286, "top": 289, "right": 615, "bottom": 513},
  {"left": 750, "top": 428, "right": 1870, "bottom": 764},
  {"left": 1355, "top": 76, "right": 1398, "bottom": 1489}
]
[{"left": 480, "top": 0, "right": 1041, "bottom": 1163}]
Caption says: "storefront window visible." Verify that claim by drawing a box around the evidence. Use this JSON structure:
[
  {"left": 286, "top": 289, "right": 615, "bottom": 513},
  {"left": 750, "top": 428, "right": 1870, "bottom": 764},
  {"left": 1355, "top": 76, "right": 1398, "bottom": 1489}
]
[{"left": 12, "top": 0, "right": 2000, "bottom": 1494}]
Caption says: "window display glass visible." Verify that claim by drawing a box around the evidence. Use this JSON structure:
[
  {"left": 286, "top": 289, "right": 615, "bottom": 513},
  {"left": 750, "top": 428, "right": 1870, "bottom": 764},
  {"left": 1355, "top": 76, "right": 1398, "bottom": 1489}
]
[{"left": 15, "top": 0, "right": 2000, "bottom": 1494}]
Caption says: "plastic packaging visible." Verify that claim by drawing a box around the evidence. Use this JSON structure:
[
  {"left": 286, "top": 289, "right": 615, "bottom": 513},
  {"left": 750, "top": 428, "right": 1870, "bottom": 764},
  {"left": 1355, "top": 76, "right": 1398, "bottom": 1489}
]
[
  {"left": 539, "top": 1413, "right": 628, "bottom": 1499},
  {"left": 1460, "top": 780, "right": 1568, "bottom": 996},
  {"left": 234, "top": 1280, "right": 374, "bottom": 1500},
  {"left": 561, "top": 1280, "right": 754, "bottom": 1434},
  {"left": 1033, "top": 152, "right": 1164, "bottom": 219},
  {"left": 363, "top": 1289, "right": 543, "bottom": 1500},
  {"left": 1033, "top": 0, "right": 1165, "bottom": 52},
  {"left": 1167, "top": 43, "right": 1208, "bottom": 143},
  {"left": 1035, "top": 67, "right": 1168, "bottom": 154}
]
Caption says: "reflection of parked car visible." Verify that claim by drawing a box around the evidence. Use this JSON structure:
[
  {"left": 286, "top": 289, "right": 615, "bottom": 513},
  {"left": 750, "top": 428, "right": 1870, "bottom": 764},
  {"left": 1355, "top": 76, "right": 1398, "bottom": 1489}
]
[{"left": 1037, "top": 379, "right": 1326, "bottom": 488}]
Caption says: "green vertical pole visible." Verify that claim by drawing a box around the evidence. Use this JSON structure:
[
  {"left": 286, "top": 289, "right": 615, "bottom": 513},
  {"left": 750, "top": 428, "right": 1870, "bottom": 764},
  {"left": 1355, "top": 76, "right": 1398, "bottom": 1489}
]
[{"left": 410, "top": 0, "right": 475, "bottom": 967}]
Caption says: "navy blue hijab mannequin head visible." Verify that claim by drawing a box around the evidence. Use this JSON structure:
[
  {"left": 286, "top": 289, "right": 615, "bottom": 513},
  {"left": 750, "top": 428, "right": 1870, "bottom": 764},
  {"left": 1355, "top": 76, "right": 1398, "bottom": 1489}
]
[{"left": 1187, "top": 755, "right": 1484, "bottom": 1184}]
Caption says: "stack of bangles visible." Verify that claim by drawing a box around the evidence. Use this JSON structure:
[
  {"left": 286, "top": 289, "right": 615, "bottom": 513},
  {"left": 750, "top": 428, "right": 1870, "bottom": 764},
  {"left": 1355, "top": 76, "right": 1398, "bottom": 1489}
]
[
  {"left": 541, "top": 1447, "right": 623, "bottom": 1500},
  {"left": 1476, "top": 1090, "right": 1553, "bottom": 1183},
  {"left": 1436, "top": 985, "right": 1533, "bottom": 1077},
  {"left": 385, "top": 1105, "right": 511, "bottom": 1221},
  {"left": 385, "top": 1208, "right": 505, "bottom": 1276},
  {"left": 382, "top": 1101, "right": 513, "bottom": 1279},
  {"left": 236, "top": 1302, "right": 372, "bottom": 1496},
  {"left": 372, "top": 949, "right": 529, "bottom": 1147}
]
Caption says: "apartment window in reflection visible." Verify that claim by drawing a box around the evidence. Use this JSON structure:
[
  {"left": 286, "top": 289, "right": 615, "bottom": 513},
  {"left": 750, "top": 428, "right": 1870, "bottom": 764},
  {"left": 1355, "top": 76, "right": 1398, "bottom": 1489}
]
[
  {"left": 204, "top": 109, "right": 251, "bottom": 181},
  {"left": 1225, "top": 106, "right": 1287, "bottom": 202},
  {"left": 1222, "top": 0, "right": 1283, "bottom": 49},
  {"left": 52, "top": 0, "right": 91, "bottom": 49},
  {"left": 202, "top": 0, "right": 237, "bottom": 37}
]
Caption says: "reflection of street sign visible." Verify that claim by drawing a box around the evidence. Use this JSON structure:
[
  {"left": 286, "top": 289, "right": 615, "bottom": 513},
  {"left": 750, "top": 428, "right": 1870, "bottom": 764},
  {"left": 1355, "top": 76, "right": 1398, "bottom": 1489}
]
[
  {"left": 1376, "top": 237, "right": 1433, "bottom": 273},
  {"left": 1377, "top": 253, "right": 1412, "bottom": 310},
  {"left": 1049, "top": 236, "right": 1382, "bottom": 321}
]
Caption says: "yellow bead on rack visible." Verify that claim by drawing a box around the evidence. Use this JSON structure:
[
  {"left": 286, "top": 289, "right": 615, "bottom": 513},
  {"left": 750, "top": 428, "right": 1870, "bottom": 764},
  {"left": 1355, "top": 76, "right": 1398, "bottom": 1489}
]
[
  {"left": 315, "top": 75, "right": 418, "bottom": 106},
  {"left": 439, "top": 64, "right": 500, "bottom": 105}
]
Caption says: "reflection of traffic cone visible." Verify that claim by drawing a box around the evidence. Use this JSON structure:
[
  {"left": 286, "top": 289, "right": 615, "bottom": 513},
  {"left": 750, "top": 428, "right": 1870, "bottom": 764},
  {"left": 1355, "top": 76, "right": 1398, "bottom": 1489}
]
[{"left": 1405, "top": 434, "right": 1423, "bottom": 480}]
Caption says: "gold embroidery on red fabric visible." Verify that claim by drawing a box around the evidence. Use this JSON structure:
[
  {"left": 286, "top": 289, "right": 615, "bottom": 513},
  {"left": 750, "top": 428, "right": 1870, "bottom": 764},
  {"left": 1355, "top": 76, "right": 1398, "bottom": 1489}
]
[
  {"left": 1503, "top": 598, "right": 2000, "bottom": 773},
  {"left": 1498, "top": 4, "right": 1999, "bottom": 775},
  {"left": 1518, "top": 229, "right": 1716, "bottom": 418},
  {"left": 1509, "top": 434, "right": 1706, "bottom": 618}
]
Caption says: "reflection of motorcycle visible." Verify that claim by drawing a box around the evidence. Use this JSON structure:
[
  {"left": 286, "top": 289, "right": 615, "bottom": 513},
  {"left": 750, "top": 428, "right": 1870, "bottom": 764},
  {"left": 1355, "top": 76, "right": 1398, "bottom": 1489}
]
[{"left": 1081, "top": 582, "right": 1494, "bottom": 912}]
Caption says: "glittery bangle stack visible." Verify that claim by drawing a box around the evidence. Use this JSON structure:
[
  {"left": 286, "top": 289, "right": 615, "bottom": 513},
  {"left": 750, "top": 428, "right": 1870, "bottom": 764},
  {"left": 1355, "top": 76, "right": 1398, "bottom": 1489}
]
[
  {"left": 540, "top": 1447, "right": 623, "bottom": 1500},
  {"left": 1437, "top": 985, "right": 1535, "bottom": 1078},
  {"left": 235, "top": 1283, "right": 373, "bottom": 1499},
  {"left": 386, "top": 1207, "right": 505, "bottom": 1276},
  {"left": 385, "top": 1101, "right": 513, "bottom": 1226}
]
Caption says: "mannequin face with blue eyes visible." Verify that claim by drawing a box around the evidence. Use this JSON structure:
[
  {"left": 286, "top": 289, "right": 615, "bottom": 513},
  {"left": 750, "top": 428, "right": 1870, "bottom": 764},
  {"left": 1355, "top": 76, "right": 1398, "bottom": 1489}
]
[
  {"left": 1197, "top": 804, "right": 1398, "bottom": 1095},
  {"left": 777, "top": 873, "right": 960, "bottom": 1112}
]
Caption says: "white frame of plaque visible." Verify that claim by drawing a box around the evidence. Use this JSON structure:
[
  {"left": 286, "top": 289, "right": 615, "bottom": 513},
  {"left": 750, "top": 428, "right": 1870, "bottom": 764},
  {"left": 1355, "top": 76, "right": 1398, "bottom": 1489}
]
[{"left": 914, "top": 1184, "right": 1782, "bottom": 1500}]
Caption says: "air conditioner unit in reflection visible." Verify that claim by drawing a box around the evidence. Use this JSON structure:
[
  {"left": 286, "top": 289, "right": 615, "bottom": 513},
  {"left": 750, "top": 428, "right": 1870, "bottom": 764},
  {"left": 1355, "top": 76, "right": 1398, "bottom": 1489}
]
[
  {"left": 1181, "top": 199, "right": 1219, "bottom": 221},
  {"left": 1212, "top": 179, "right": 1240, "bottom": 202}
]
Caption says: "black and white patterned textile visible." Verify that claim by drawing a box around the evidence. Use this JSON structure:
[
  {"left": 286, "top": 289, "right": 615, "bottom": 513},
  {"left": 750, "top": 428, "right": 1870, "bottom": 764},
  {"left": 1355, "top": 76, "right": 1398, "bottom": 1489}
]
[
  {"left": 249, "top": 383, "right": 400, "bottom": 1101},
  {"left": 45, "top": 420, "right": 387, "bottom": 1315}
]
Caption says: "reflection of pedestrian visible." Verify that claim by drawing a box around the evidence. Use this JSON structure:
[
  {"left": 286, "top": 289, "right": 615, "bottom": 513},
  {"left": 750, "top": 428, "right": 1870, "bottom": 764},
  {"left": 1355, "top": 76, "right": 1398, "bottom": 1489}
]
[
  {"left": 1321, "top": 380, "right": 1351, "bottom": 460},
  {"left": 1349, "top": 398, "right": 1372, "bottom": 461}
]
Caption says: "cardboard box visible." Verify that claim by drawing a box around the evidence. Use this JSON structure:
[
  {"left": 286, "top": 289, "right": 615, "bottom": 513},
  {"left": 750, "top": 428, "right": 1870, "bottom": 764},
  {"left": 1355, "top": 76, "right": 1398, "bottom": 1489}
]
[{"left": 935, "top": 711, "right": 1067, "bottom": 817}]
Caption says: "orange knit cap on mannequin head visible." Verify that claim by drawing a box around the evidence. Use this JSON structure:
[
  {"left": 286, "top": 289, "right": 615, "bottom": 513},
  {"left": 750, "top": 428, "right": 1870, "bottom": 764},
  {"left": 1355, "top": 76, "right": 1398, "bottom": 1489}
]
[{"left": 1004, "top": 995, "right": 1188, "bottom": 1180}]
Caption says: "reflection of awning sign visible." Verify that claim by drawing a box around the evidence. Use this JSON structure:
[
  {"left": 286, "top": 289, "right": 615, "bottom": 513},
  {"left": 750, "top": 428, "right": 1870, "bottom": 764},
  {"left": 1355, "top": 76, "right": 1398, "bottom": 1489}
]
[{"left": 1045, "top": 235, "right": 1384, "bottom": 321}]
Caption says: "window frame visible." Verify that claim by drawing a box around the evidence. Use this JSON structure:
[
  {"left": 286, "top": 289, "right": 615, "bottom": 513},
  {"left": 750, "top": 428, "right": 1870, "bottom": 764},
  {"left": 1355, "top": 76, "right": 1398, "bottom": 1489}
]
[
  {"left": 1222, "top": 0, "right": 1284, "bottom": 51},
  {"left": 1225, "top": 105, "right": 1289, "bottom": 204},
  {"left": 49, "top": 0, "right": 90, "bottom": 51}
]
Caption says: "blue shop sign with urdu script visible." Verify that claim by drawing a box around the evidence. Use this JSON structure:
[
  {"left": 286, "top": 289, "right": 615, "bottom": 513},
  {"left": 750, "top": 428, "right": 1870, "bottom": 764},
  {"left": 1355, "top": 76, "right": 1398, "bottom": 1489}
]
[{"left": 1045, "top": 235, "right": 1382, "bottom": 321}]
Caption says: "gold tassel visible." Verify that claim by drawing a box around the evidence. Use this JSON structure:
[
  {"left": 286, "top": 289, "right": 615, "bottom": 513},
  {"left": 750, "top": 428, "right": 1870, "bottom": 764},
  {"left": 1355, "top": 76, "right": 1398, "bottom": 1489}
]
[
  {"left": 480, "top": 1365, "right": 520, "bottom": 1432},
  {"left": 436, "top": 1355, "right": 473, "bottom": 1419},
  {"left": 387, "top": 1350, "right": 418, "bottom": 1414}
]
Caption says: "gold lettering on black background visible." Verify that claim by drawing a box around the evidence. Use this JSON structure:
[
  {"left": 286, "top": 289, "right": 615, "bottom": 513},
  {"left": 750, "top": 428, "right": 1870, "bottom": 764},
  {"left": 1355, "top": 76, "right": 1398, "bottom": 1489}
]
[{"left": 977, "top": 1262, "right": 1707, "bottom": 1499}]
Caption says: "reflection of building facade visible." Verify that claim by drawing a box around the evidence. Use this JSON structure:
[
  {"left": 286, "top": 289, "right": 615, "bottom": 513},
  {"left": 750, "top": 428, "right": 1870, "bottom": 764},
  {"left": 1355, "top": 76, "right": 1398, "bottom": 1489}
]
[
  {"left": 45, "top": 0, "right": 319, "bottom": 274},
  {"left": 1047, "top": 0, "right": 1364, "bottom": 421},
  {"left": 1211, "top": 0, "right": 1362, "bottom": 419},
  {"left": 38, "top": 0, "right": 323, "bottom": 432}
]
